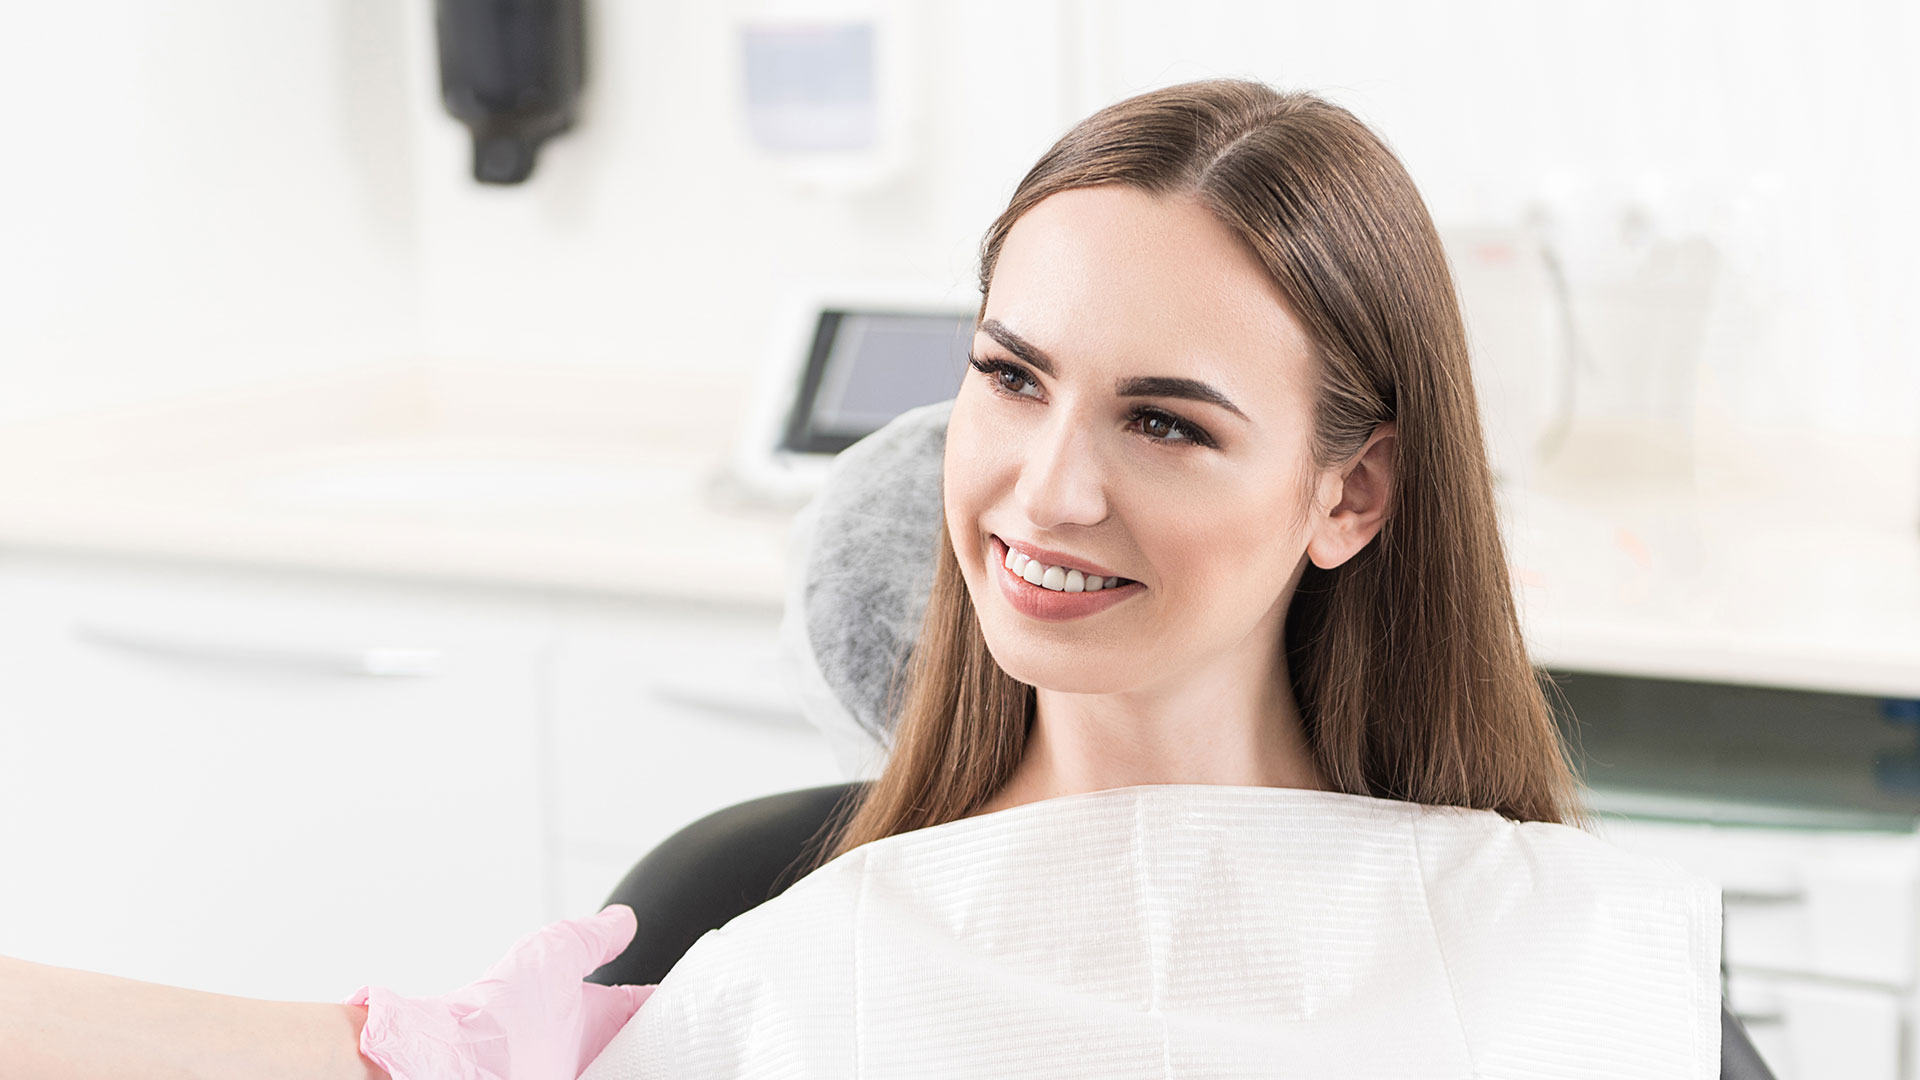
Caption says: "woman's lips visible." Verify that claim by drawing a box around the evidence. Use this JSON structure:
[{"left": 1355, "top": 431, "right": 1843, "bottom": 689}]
[
  {"left": 990, "top": 535, "right": 1132, "bottom": 583},
  {"left": 990, "top": 535, "right": 1143, "bottom": 623}
]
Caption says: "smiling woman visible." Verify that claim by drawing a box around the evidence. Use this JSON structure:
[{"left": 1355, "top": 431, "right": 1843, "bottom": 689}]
[
  {"left": 586, "top": 78, "right": 1722, "bottom": 1080},
  {"left": 813, "top": 77, "right": 1590, "bottom": 859}
]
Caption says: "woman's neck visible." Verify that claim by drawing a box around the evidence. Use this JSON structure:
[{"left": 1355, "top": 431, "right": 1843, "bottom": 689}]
[{"left": 972, "top": 681, "right": 1328, "bottom": 817}]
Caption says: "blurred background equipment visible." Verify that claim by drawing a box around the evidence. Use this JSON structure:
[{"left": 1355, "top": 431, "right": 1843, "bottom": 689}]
[
  {"left": 436, "top": 0, "right": 586, "bottom": 183},
  {"left": 736, "top": 0, "right": 916, "bottom": 193},
  {"left": 722, "top": 280, "right": 973, "bottom": 511},
  {"left": 1445, "top": 223, "right": 1577, "bottom": 494}
]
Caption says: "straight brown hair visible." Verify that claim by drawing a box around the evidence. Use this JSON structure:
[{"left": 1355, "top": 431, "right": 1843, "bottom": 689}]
[{"left": 808, "top": 78, "right": 1589, "bottom": 869}]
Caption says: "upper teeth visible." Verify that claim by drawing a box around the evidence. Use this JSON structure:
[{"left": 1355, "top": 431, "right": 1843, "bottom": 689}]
[{"left": 1002, "top": 542, "right": 1131, "bottom": 593}]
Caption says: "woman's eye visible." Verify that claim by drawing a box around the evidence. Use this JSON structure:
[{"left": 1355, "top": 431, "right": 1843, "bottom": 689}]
[
  {"left": 967, "top": 353, "right": 1215, "bottom": 449},
  {"left": 968, "top": 355, "right": 1038, "bottom": 398},
  {"left": 1130, "top": 408, "right": 1205, "bottom": 446},
  {"left": 1121, "top": 407, "right": 1213, "bottom": 449}
]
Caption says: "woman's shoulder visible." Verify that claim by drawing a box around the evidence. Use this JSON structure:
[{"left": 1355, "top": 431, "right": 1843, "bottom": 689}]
[
  {"left": 585, "top": 856, "right": 870, "bottom": 1078},
  {"left": 1403, "top": 803, "right": 1723, "bottom": 1076},
  {"left": 1405, "top": 801, "right": 1719, "bottom": 908}
]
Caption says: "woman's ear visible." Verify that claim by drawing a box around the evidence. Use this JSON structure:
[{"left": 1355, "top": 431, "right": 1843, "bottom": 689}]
[{"left": 1305, "top": 421, "right": 1396, "bottom": 571}]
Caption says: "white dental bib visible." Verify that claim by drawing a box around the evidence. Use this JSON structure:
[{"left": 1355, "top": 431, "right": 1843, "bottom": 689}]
[{"left": 583, "top": 784, "right": 1721, "bottom": 1079}]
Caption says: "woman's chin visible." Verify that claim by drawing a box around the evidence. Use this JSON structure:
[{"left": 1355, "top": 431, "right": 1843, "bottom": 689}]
[{"left": 979, "top": 637, "right": 1128, "bottom": 695}]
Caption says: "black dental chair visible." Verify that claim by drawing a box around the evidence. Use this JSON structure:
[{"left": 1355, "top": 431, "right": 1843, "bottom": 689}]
[{"left": 588, "top": 781, "right": 1778, "bottom": 1080}]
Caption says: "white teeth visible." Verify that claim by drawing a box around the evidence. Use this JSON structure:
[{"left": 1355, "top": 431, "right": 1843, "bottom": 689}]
[{"left": 1001, "top": 540, "right": 1129, "bottom": 593}]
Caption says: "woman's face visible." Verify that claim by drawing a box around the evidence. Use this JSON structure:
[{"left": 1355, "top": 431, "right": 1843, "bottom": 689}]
[{"left": 945, "top": 184, "right": 1345, "bottom": 695}]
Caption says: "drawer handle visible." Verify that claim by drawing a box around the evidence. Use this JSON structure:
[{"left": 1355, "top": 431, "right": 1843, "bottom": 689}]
[
  {"left": 1731, "top": 1010, "right": 1785, "bottom": 1028},
  {"left": 1722, "top": 888, "right": 1805, "bottom": 906},
  {"left": 75, "top": 623, "right": 446, "bottom": 678}
]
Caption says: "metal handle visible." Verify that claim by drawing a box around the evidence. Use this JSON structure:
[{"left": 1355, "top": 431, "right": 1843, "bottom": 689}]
[
  {"left": 649, "top": 682, "right": 814, "bottom": 731},
  {"left": 1731, "top": 1010, "right": 1785, "bottom": 1028},
  {"left": 1722, "top": 887, "right": 1806, "bottom": 906},
  {"left": 75, "top": 623, "right": 446, "bottom": 678}
]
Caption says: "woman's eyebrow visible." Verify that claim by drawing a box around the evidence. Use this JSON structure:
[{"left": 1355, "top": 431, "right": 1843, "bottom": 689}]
[{"left": 979, "top": 318, "right": 1250, "bottom": 423}]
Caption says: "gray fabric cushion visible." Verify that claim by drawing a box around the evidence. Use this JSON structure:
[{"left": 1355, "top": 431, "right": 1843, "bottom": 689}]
[{"left": 778, "top": 399, "right": 952, "bottom": 771}]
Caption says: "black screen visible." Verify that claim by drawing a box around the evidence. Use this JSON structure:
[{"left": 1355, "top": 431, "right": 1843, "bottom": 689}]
[{"left": 781, "top": 308, "right": 974, "bottom": 455}]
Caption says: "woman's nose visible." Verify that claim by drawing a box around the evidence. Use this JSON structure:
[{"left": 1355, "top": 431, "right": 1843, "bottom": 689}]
[{"left": 1012, "top": 413, "right": 1110, "bottom": 529}]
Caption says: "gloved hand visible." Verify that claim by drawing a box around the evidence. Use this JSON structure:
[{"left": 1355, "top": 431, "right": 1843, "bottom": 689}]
[{"left": 343, "top": 904, "right": 657, "bottom": 1080}]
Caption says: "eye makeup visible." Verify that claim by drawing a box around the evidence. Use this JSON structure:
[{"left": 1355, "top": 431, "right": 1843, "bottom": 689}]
[{"left": 966, "top": 353, "right": 1219, "bottom": 450}]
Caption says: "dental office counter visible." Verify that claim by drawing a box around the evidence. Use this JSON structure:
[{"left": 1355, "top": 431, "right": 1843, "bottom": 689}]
[{"left": 0, "top": 367, "right": 1915, "bottom": 1078}]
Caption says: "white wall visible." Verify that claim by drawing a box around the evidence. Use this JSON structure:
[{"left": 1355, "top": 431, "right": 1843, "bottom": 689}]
[
  {"left": 2, "top": 0, "right": 1913, "bottom": 437},
  {"left": 1080, "top": 0, "right": 1920, "bottom": 433},
  {"left": 0, "top": 0, "right": 421, "bottom": 422}
]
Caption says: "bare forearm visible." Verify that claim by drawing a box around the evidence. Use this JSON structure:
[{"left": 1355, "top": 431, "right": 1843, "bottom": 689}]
[{"left": 0, "top": 954, "right": 387, "bottom": 1080}]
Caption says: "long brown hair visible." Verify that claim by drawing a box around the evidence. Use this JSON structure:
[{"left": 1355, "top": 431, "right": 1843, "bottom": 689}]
[{"left": 809, "top": 78, "right": 1589, "bottom": 869}]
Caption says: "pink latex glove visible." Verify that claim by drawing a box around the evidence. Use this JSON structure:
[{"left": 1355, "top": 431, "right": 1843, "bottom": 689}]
[{"left": 343, "top": 904, "right": 658, "bottom": 1080}]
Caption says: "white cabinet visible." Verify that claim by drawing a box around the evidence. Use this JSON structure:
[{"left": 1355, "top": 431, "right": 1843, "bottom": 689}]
[
  {"left": 0, "top": 552, "right": 553, "bottom": 1000},
  {"left": 547, "top": 594, "right": 847, "bottom": 917},
  {"left": 1726, "top": 969, "right": 1906, "bottom": 1080},
  {"left": 1596, "top": 816, "right": 1920, "bottom": 1080},
  {"left": 0, "top": 551, "right": 852, "bottom": 1002}
]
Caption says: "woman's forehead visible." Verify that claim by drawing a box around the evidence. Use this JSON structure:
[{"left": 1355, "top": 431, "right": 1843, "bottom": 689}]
[{"left": 983, "top": 187, "right": 1314, "bottom": 413}]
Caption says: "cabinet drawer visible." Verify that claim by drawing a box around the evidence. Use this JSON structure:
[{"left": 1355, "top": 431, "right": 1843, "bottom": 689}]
[
  {"left": 1596, "top": 818, "right": 1920, "bottom": 987},
  {"left": 1726, "top": 969, "right": 1903, "bottom": 1080},
  {"left": 550, "top": 598, "right": 846, "bottom": 866},
  {"left": 1715, "top": 829, "right": 1916, "bottom": 988},
  {"left": 0, "top": 553, "right": 553, "bottom": 999}
]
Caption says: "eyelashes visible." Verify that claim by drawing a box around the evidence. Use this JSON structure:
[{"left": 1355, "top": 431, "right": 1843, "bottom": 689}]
[{"left": 966, "top": 353, "right": 1218, "bottom": 450}]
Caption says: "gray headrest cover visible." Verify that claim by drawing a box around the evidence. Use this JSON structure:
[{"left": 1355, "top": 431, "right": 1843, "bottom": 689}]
[{"left": 778, "top": 398, "right": 953, "bottom": 773}]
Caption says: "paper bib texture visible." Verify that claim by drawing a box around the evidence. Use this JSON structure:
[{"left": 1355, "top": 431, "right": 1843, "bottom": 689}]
[{"left": 583, "top": 784, "right": 1721, "bottom": 1079}]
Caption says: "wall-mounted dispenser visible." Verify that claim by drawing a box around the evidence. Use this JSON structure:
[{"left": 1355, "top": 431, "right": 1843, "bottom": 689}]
[
  {"left": 435, "top": 0, "right": 587, "bottom": 184},
  {"left": 735, "top": 0, "right": 915, "bottom": 194}
]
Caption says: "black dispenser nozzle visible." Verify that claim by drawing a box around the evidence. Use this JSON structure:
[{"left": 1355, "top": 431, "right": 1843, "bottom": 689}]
[{"left": 435, "top": 0, "right": 586, "bottom": 185}]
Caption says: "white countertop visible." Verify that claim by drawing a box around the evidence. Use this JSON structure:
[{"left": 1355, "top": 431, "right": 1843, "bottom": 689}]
[
  {"left": 0, "top": 364, "right": 801, "bottom": 610},
  {"left": 2, "top": 363, "right": 1916, "bottom": 699}
]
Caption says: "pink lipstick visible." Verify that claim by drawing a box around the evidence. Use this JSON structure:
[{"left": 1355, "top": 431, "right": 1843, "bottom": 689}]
[{"left": 990, "top": 535, "right": 1144, "bottom": 622}]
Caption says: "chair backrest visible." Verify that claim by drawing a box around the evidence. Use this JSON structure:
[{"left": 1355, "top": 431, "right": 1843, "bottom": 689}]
[
  {"left": 589, "top": 782, "right": 865, "bottom": 986},
  {"left": 589, "top": 781, "right": 1776, "bottom": 1080}
]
